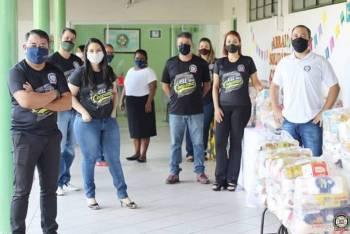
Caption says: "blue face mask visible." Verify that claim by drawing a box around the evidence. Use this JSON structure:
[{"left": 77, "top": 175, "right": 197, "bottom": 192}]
[
  {"left": 26, "top": 47, "right": 49, "bottom": 64},
  {"left": 134, "top": 59, "right": 147, "bottom": 68}
]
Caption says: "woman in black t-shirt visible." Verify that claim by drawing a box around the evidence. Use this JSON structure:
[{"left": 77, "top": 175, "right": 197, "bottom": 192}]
[
  {"left": 212, "top": 31, "right": 263, "bottom": 191},
  {"left": 185, "top": 37, "right": 216, "bottom": 162},
  {"left": 68, "top": 38, "right": 137, "bottom": 209}
]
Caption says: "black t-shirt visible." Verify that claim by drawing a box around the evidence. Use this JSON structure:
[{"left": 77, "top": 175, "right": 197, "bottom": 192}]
[
  {"left": 8, "top": 60, "right": 69, "bottom": 135},
  {"left": 162, "top": 55, "right": 210, "bottom": 115},
  {"left": 202, "top": 60, "right": 216, "bottom": 105},
  {"left": 69, "top": 66, "right": 116, "bottom": 119},
  {"left": 47, "top": 52, "right": 83, "bottom": 79},
  {"left": 214, "top": 56, "right": 257, "bottom": 107}
]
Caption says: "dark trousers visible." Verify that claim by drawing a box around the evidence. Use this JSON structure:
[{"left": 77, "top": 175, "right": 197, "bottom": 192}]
[
  {"left": 215, "top": 106, "right": 251, "bottom": 184},
  {"left": 11, "top": 131, "right": 61, "bottom": 234}
]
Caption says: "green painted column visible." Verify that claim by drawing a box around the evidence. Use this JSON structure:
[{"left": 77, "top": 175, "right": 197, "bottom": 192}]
[
  {"left": 54, "top": 0, "right": 66, "bottom": 51},
  {"left": 0, "top": 0, "right": 17, "bottom": 233},
  {"left": 33, "top": 0, "right": 50, "bottom": 32}
]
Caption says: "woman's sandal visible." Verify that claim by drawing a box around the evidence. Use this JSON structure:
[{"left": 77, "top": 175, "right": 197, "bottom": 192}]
[
  {"left": 137, "top": 155, "right": 147, "bottom": 163},
  {"left": 227, "top": 182, "right": 237, "bottom": 192},
  {"left": 212, "top": 182, "right": 223, "bottom": 191},
  {"left": 126, "top": 154, "right": 140, "bottom": 161},
  {"left": 120, "top": 198, "right": 137, "bottom": 209}
]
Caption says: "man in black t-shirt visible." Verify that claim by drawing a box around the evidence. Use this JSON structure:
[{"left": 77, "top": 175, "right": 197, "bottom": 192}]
[
  {"left": 8, "top": 29, "right": 71, "bottom": 234},
  {"left": 47, "top": 28, "right": 83, "bottom": 196},
  {"left": 162, "top": 32, "right": 210, "bottom": 184}
]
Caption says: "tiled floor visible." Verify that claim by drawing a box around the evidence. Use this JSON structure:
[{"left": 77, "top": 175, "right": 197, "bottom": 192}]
[{"left": 26, "top": 117, "right": 281, "bottom": 234}]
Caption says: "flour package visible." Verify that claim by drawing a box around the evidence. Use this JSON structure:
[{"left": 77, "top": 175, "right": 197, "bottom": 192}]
[{"left": 290, "top": 175, "right": 350, "bottom": 234}]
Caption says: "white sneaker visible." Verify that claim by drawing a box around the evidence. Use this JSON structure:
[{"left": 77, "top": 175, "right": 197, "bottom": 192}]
[
  {"left": 86, "top": 198, "right": 100, "bottom": 210},
  {"left": 64, "top": 183, "right": 80, "bottom": 192},
  {"left": 56, "top": 187, "right": 64, "bottom": 196}
]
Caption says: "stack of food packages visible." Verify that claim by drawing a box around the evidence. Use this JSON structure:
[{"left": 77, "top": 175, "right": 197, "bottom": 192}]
[
  {"left": 255, "top": 89, "right": 282, "bottom": 130},
  {"left": 254, "top": 136, "right": 350, "bottom": 233},
  {"left": 323, "top": 108, "right": 350, "bottom": 179},
  {"left": 291, "top": 174, "right": 350, "bottom": 233}
]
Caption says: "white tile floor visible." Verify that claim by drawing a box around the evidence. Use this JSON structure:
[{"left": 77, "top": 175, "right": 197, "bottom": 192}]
[{"left": 26, "top": 118, "right": 281, "bottom": 234}]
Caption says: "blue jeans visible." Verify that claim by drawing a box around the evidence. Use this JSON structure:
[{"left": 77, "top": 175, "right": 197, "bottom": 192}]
[
  {"left": 169, "top": 114, "right": 205, "bottom": 175},
  {"left": 74, "top": 116, "right": 128, "bottom": 199},
  {"left": 57, "top": 110, "right": 76, "bottom": 187},
  {"left": 186, "top": 102, "right": 214, "bottom": 156},
  {"left": 282, "top": 119, "right": 323, "bottom": 156}
]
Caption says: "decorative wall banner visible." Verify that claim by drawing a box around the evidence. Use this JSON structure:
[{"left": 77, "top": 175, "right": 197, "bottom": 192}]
[
  {"left": 325, "top": 47, "right": 330, "bottom": 59},
  {"left": 313, "top": 34, "right": 318, "bottom": 48},
  {"left": 330, "top": 37, "right": 335, "bottom": 52},
  {"left": 346, "top": 2, "right": 350, "bottom": 22}
]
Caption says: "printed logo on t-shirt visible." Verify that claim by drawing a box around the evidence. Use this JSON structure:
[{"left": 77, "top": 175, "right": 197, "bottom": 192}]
[
  {"left": 90, "top": 83, "right": 113, "bottom": 107},
  {"left": 237, "top": 64, "right": 246, "bottom": 73},
  {"left": 221, "top": 71, "right": 243, "bottom": 93},
  {"left": 304, "top": 65, "right": 311, "bottom": 72},
  {"left": 48, "top": 73, "right": 57, "bottom": 85},
  {"left": 173, "top": 72, "right": 197, "bottom": 97},
  {"left": 32, "top": 83, "right": 55, "bottom": 121},
  {"left": 189, "top": 64, "right": 197, "bottom": 73}
]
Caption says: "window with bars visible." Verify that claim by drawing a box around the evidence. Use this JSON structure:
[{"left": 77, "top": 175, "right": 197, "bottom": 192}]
[
  {"left": 249, "top": 0, "right": 278, "bottom": 22},
  {"left": 291, "top": 0, "right": 346, "bottom": 13}
]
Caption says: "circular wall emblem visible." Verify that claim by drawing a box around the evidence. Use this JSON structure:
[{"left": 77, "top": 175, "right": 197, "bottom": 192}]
[
  {"left": 116, "top": 34, "right": 129, "bottom": 48},
  {"left": 189, "top": 64, "right": 197, "bottom": 73}
]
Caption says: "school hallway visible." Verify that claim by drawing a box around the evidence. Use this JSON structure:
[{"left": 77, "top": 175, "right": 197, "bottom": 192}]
[{"left": 25, "top": 116, "right": 280, "bottom": 234}]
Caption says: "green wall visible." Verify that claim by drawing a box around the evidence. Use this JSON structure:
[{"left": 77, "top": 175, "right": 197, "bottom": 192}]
[{"left": 74, "top": 23, "right": 216, "bottom": 114}]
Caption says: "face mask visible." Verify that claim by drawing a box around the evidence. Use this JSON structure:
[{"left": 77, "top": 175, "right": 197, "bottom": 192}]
[
  {"left": 178, "top": 43, "right": 191, "bottom": 56},
  {"left": 87, "top": 51, "right": 104, "bottom": 64},
  {"left": 61, "top": 41, "right": 75, "bottom": 52},
  {"left": 76, "top": 52, "right": 83, "bottom": 59},
  {"left": 134, "top": 59, "right": 147, "bottom": 68},
  {"left": 106, "top": 54, "right": 114, "bottom": 63},
  {"left": 226, "top": 44, "right": 240, "bottom": 54},
  {"left": 292, "top": 37, "right": 309, "bottom": 53},
  {"left": 26, "top": 47, "right": 49, "bottom": 64},
  {"left": 199, "top": 48, "right": 210, "bottom": 56}
]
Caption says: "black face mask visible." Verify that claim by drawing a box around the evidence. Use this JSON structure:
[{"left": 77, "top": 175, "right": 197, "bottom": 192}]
[
  {"left": 226, "top": 44, "right": 240, "bottom": 54},
  {"left": 292, "top": 38, "right": 309, "bottom": 53},
  {"left": 178, "top": 43, "right": 191, "bottom": 55},
  {"left": 106, "top": 54, "right": 114, "bottom": 63}
]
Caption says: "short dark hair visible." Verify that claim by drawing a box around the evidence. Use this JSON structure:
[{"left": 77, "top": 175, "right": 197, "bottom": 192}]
[
  {"left": 135, "top": 49, "right": 148, "bottom": 61},
  {"left": 291, "top": 25, "right": 311, "bottom": 39},
  {"left": 104, "top": 43, "right": 114, "bottom": 49},
  {"left": 25, "top": 29, "right": 50, "bottom": 44},
  {"left": 177, "top": 32, "right": 192, "bottom": 41},
  {"left": 62, "top": 27, "right": 77, "bottom": 37},
  {"left": 78, "top": 44, "right": 85, "bottom": 52}
]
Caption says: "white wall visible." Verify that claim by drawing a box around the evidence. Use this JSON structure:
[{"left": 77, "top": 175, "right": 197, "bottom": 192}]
[
  {"left": 221, "top": 1, "right": 350, "bottom": 106},
  {"left": 17, "top": 0, "right": 224, "bottom": 59},
  {"left": 18, "top": 0, "right": 224, "bottom": 23}
]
